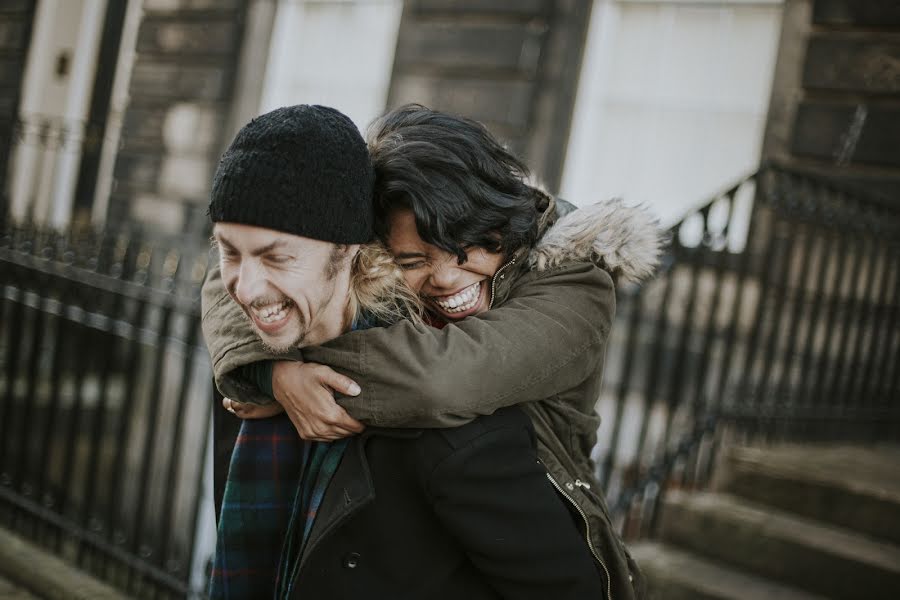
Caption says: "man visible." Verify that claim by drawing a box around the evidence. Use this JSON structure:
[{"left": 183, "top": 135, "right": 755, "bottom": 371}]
[{"left": 205, "top": 104, "right": 609, "bottom": 599}]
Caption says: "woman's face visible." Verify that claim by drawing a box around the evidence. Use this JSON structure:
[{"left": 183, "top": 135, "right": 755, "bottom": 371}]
[{"left": 386, "top": 209, "right": 505, "bottom": 321}]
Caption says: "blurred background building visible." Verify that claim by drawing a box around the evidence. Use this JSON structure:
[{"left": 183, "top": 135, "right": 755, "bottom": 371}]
[
  {"left": 0, "top": 1, "right": 898, "bottom": 598},
  {"left": 3, "top": 0, "right": 895, "bottom": 235}
]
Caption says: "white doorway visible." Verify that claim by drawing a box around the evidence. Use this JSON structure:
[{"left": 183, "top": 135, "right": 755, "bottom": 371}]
[
  {"left": 561, "top": 0, "right": 784, "bottom": 226},
  {"left": 258, "top": 0, "right": 404, "bottom": 132}
]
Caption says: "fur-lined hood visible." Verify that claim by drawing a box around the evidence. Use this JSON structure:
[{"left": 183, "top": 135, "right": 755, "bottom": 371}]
[{"left": 527, "top": 197, "right": 663, "bottom": 284}]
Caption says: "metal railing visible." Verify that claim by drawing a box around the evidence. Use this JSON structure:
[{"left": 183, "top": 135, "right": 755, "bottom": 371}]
[
  {"left": 0, "top": 162, "right": 897, "bottom": 595},
  {"left": 598, "top": 163, "right": 900, "bottom": 536},
  {"left": 0, "top": 223, "right": 213, "bottom": 598}
]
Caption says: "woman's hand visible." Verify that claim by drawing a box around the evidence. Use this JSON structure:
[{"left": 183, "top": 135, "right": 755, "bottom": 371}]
[
  {"left": 272, "top": 360, "right": 365, "bottom": 441},
  {"left": 223, "top": 396, "right": 284, "bottom": 419}
]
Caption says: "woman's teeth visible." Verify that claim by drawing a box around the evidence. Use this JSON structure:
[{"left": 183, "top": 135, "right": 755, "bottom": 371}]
[
  {"left": 251, "top": 300, "right": 291, "bottom": 324},
  {"left": 433, "top": 282, "right": 481, "bottom": 313}
]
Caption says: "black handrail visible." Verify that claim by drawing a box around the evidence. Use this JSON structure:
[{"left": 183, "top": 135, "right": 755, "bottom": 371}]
[{"left": 601, "top": 162, "right": 900, "bottom": 536}]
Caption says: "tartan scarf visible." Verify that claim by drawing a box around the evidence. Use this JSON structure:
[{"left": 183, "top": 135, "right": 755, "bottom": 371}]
[
  {"left": 275, "top": 438, "right": 348, "bottom": 598},
  {"left": 208, "top": 414, "right": 349, "bottom": 599},
  {"left": 208, "top": 316, "right": 380, "bottom": 599}
]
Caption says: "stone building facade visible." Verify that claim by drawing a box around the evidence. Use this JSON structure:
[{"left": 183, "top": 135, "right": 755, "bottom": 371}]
[
  {"left": 762, "top": 0, "right": 900, "bottom": 205},
  {"left": 1, "top": 0, "right": 247, "bottom": 232},
  {"left": 110, "top": 0, "right": 248, "bottom": 232},
  {"left": 0, "top": 0, "right": 895, "bottom": 235},
  {"left": 1, "top": 0, "right": 593, "bottom": 234},
  {"left": 0, "top": 0, "right": 36, "bottom": 225}
]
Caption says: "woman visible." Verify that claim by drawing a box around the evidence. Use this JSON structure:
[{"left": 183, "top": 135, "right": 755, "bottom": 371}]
[{"left": 204, "top": 105, "right": 660, "bottom": 599}]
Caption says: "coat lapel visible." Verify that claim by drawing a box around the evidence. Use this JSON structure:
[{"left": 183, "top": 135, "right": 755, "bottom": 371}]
[{"left": 297, "top": 428, "right": 421, "bottom": 572}]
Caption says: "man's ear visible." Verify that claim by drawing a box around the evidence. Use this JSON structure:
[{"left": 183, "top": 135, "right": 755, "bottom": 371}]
[
  {"left": 336, "top": 243, "right": 361, "bottom": 263},
  {"left": 327, "top": 243, "right": 361, "bottom": 279}
]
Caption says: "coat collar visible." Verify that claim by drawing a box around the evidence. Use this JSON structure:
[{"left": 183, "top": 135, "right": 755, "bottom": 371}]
[
  {"left": 488, "top": 195, "right": 558, "bottom": 307},
  {"left": 490, "top": 195, "right": 663, "bottom": 306}
]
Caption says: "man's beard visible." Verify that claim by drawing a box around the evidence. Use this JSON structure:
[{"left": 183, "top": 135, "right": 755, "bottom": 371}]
[{"left": 259, "top": 326, "right": 306, "bottom": 354}]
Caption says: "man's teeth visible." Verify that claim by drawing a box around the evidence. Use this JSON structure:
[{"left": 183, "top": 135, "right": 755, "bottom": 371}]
[
  {"left": 251, "top": 301, "right": 290, "bottom": 324},
  {"left": 433, "top": 282, "right": 481, "bottom": 313}
]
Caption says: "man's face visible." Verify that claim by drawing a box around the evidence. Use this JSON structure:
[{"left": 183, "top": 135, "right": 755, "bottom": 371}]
[{"left": 213, "top": 223, "right": 354, "bottom": 351}]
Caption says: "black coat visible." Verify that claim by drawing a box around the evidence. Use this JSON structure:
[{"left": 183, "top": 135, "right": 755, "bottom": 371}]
[{"left": 290, "top": 406, "right": 607, "bottom": 599}]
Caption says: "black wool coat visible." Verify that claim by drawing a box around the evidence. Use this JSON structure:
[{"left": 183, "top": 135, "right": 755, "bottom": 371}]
[{"left": 288, "top": 406, "right": 607, "bottom": 599}]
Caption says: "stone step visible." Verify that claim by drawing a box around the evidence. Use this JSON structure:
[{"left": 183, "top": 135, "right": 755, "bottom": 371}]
[
  {"left": 717, "top": 444, "right": 900, "bottom": 545},
  {"left": 658, "top": 490, "right": 900, "bottom": 600},
  {"left": 0, "top": 573, "right": 41, "bottom": 600},
  {"left": 630, "top": 541, "right": 828, "bottom": 600}
]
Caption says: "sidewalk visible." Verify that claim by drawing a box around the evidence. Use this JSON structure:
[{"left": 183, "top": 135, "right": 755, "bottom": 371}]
[
  {"left": 0, "top": 528, "right": 124, "bottom": 600},
  {"left": 0, "top": 575, "right": 39, "bottom": 600}
]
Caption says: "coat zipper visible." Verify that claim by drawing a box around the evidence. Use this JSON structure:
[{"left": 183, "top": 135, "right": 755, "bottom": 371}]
[
  {"left": 545, "top": 470, "right": 612, "bottom": 600},
  {"left": 488, "top": 257, "right": 517, "bottom": 309}
]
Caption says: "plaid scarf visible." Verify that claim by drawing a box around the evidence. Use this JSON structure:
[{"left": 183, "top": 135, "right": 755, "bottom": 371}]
[
  {"left": 275, "top": 438, "right": 348, "bottom": 598},
  {"left": 208, "top": 414, "right": 348, "bottom": 599},
  {"left": 209, "top": 316, "right": 379, "bottom": 598}
]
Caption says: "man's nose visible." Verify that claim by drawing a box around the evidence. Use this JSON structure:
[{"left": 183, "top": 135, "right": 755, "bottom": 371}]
[{"left": 233, "top": 260, "right": 266, "bottom": 306}]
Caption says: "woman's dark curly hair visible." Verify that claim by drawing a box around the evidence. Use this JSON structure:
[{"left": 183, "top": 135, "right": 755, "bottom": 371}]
[{"left": 367, "top": 104, "right": 549, "bottom": 263}]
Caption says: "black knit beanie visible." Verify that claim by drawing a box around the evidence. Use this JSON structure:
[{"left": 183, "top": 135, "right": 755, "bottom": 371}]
[{"left": 209, "top": 104, "right": 374, "bottom": 243}]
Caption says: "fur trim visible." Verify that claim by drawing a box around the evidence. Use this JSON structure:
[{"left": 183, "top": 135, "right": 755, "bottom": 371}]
[{"left": 528, "top": 198, "right": 664, "bottom": 284}]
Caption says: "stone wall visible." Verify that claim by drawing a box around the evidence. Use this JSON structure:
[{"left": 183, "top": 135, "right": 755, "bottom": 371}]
[
  {"left": 386, "top": 0, "right": 592, "bottom": 191},
  {"left": 762, "top": 0, "right": 900, "bottom": 206},
  {"left": 109, "top": 0, "right": 247, "bottom": 233}
]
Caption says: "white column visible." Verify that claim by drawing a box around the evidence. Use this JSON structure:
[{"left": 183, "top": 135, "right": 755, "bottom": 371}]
[
  {"left": 7, "top": 0, "right": 57, "bottom": 222},
  {"left": 49, "top": 0, "right": 107, "bottom": 228}
]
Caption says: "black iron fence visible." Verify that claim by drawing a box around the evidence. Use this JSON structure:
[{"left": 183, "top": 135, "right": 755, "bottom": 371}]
[
  {"left": 0, "top": 162, "right": 897, "bottom": 596},
  {"left": 600, "top": 163, "right": 900, "bottom": 536},
  {"left": 0, "top": 224, "right": 212, "bottom": 598}
]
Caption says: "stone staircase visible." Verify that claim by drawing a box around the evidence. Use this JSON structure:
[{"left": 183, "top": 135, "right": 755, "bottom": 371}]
[{"left": 631, "top": 444, "right": 900, "bottom": 599}]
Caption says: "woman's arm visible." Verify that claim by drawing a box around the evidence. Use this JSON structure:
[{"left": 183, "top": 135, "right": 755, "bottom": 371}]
[
  {"left": 310, "top": 261, "right": 614, "bottom": 426},
  {"left": 202, "top": 257, "right": 614, "bottom": 427}
]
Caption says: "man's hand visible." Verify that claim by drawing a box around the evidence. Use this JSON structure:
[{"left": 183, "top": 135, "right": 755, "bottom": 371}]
[{"left": 272, "top": 360, "right": 365, "bottom": 441}]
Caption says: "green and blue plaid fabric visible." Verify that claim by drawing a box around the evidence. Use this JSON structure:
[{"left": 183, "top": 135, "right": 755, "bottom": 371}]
[{"left": 208, "top": 415, "right": 348, "bottom": 599}]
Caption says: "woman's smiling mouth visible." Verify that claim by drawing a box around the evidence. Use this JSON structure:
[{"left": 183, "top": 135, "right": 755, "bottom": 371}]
[{"left": 430, "top": 281, "right": 482, "bottom": 314}]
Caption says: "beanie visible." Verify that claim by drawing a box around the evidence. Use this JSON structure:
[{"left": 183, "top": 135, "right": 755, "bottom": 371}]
[{"left": 209, "top": 104, "right": 374, "bottom": 243}]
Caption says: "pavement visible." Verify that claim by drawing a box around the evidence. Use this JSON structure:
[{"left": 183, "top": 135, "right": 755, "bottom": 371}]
[
  {"left": 0, "top": 575, "right": 39, "bottom": 600},
  {"left": 0, "top": 528, "right": 125, "bottom": 600}
]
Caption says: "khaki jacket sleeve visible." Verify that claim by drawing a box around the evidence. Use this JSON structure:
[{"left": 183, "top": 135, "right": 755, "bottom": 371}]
[
  {"left": 306, "top": 262, "right": 615, "bottom": 427},
  {"left": 201, "top": 261, "right": 300, "bottom": 404}
]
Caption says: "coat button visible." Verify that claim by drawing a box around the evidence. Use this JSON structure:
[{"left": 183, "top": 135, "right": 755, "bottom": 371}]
[{"left": 343, "top": 552, "right": 361, "bottom": 569}]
